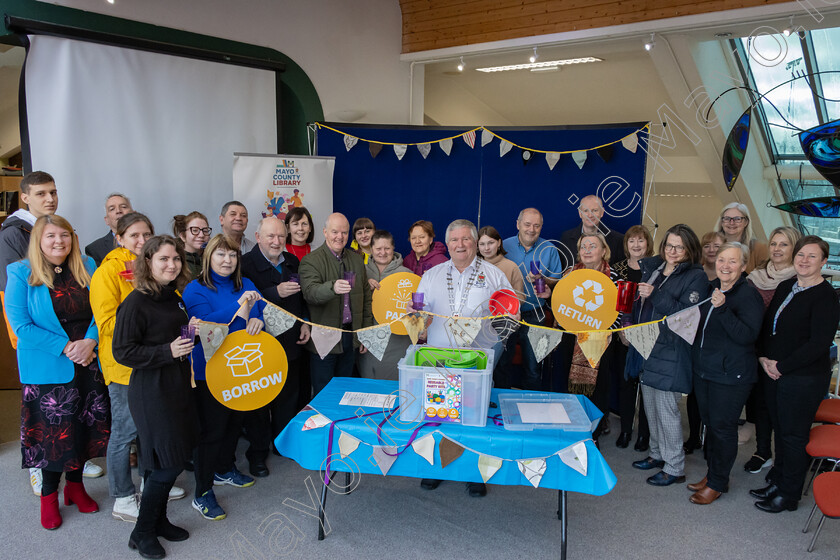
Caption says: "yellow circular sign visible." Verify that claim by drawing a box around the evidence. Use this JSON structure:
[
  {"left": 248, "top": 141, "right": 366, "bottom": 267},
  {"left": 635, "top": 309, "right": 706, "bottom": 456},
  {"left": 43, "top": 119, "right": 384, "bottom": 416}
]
[
  {"left": 372, "top": 271, "right": 421, "bottom": 336},
  {"left": 551, "top": 269, "right": 619, "bottom": 331},
  {"left": 206, "top": 330, "right": 288, "bottom": 411}
]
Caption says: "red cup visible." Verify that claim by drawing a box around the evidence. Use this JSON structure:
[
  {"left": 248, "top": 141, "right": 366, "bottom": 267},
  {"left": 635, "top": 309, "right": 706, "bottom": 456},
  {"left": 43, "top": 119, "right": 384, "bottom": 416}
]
[{"left": 616, "top": 280, "right": 637, "bottom": 313}]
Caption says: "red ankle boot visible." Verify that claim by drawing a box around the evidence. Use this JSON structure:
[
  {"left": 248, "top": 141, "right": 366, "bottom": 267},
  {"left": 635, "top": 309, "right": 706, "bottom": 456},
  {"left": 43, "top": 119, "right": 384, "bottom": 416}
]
[
  {"left": 64, "top": 480, "right": 99, "bottom": 513},
  {"left": 41, "top": 492, "right": 62, "bottom": 530}
]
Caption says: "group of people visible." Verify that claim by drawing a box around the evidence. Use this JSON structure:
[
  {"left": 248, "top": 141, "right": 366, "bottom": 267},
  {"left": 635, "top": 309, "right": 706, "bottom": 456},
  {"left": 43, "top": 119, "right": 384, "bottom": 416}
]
[{"left": 3, "top": 171, "right": 837, "bottom": 558}]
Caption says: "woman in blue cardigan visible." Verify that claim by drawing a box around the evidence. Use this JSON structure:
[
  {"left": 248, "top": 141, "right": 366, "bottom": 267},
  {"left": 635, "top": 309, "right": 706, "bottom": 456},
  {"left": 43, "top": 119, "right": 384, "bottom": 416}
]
[
  {"left": 6, "top": 215, "right": 106, "bottom": 530},
  {"left": 182, "top": 234, "right": 265, "bottom": 522}
]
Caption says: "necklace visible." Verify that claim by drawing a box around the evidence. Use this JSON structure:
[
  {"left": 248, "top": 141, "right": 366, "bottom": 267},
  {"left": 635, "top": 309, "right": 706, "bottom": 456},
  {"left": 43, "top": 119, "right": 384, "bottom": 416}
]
[
  {"left": 54, "top": 266, "right": 62, "bottom": 274},
  {"left": 446, "top": 258, "right": 481, "bottom": 317}
]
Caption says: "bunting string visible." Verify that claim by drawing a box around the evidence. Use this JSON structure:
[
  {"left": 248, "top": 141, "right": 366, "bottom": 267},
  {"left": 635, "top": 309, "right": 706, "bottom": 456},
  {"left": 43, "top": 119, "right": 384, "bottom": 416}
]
[{"left": 316, "top": 122, "right": 650, "bottom": 157}]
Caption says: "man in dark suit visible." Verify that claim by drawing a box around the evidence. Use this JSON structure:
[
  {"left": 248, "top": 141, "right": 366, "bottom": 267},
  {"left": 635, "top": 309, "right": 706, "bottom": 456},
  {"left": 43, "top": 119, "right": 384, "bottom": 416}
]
[
  {"left": 240, "top": 216, "right": 310, "bottom": 476},
  {"left": 85, "top": 193, "right": 132, "bottom": 265},
  {"left": 559, "top": 194, "right": 625, "bottom": 265}
]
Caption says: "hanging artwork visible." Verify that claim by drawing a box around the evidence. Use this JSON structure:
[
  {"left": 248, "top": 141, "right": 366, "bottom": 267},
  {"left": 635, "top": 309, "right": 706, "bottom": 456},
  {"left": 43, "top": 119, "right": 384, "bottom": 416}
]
[
  {"left": 722, "top": 108, "right": 751, "bottom": 192},
  {"left": 800, "top": 119, "right": 840, "bottom": 189},
  {"left": 773, "top": 197, "right": 840, "bottom": 217}
]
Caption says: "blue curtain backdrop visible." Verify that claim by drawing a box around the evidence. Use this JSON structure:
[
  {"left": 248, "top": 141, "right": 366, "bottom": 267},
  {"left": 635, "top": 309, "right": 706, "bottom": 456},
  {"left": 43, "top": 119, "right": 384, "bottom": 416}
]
[{"left": 316, "top": 123, "right": 648, "bottom": 258}]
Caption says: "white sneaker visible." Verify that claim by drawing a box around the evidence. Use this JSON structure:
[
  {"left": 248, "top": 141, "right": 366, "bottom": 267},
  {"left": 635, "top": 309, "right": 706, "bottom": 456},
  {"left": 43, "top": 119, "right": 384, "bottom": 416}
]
[
  {"left": 29, "top": 468, "right": 42, "bottom": 497},
  {"left": 140, "top": 478, "right": 186, "bottom": 501},
  {"left": 83, "top": 460, "right": 104, "bottom": 478},
  {"left": 112, "top": 494, "right": 140, "bottom": 523}
]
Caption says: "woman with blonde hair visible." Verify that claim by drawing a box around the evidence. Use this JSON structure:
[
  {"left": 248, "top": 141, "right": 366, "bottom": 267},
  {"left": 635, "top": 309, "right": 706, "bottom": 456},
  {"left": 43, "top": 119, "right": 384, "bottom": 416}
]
[
  {"left": 713, "top": 202, "right": 768, "bottom": 273},
  {"left": 7, "top": 215, "right": 106, "bottom": 529},
  {"left": 742, "top": 226, "right": 802, "bottom": 474}
]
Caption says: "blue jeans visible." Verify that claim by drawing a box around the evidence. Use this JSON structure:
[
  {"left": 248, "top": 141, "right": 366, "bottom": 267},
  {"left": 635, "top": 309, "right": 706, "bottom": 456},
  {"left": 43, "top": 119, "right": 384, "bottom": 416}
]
[
  {"left": 107, "top": 383, "right": 137, "bottom": 498},
  {"left": 310, "top": 332, "right": 355, "bottom": 397}
]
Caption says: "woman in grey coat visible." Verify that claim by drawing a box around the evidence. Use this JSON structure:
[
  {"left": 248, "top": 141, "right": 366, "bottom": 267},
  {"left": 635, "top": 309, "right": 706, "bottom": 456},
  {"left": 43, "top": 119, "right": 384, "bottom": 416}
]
[{"left": 359, "top": 230, "right": 413, "bottom": 380}]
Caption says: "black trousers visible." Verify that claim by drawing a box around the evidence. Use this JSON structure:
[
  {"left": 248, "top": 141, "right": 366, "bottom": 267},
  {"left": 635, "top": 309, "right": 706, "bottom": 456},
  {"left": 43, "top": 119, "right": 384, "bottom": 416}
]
[
  {"left": 242, "top": 356, "right": 303, "bottom": 461},
  {"left": 193, "top": 380, "right": 245, "bottom": 496},
  {"left": 310, "top": 332, "right": 356, "bottom": 397},
  {"left": 615, "top": 343, "right": 650, "bottom": 437},
  {"left": 765, "top": 372, "right": 829, "bottom": 501},
  {"left": 686, "top": 391, "right": 702, "bottom": 445},
  {"left": 746, "top": 369, "right": 773, "bottom": 458},
  {"left": 693, "top": 375, "right": 753, "bottom": 492}
]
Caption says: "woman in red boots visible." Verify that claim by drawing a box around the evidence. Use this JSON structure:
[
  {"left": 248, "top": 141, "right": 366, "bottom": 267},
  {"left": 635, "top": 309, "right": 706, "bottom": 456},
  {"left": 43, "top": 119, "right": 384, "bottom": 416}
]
[{"left": 6, "top": 215, "right": 107, "bottom": 529}]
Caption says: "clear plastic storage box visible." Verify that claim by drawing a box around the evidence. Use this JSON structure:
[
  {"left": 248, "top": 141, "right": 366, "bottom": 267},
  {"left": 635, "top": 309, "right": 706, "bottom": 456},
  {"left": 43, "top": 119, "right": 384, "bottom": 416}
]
[
  {"left": 498, "top": 392, "right": 595, "bottom": 432},
  {"left": 398, "top": 345, "right": 495, "bottom": 427}
]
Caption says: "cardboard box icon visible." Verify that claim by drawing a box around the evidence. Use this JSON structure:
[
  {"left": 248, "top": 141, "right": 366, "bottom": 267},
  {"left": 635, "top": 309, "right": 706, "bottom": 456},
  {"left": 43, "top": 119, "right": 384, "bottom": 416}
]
[{"left": 224, "top": 343, "right": 264, "bottom": 377}]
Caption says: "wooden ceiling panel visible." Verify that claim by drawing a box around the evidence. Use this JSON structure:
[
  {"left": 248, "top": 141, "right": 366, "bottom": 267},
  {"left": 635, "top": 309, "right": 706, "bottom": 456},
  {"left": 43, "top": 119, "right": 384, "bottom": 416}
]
[{"left": 400, "top": 0, "right": 792, "bottom": 53}]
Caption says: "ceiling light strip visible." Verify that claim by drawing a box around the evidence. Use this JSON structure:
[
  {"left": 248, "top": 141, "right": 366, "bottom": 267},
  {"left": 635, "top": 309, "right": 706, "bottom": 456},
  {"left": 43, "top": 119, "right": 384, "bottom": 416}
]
[{"left": 475, "top": 57, "right": 602, "bottom": 73}]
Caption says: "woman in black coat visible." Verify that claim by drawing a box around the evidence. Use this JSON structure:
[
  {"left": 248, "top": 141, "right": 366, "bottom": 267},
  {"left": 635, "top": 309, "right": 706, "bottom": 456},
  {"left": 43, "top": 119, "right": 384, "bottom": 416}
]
[
  {"left": 631, "top": 224, "right": 709, "bottom": 487},
  {"left": 687, "top": 242, "right": 765, "bottom": 505},
  {"left": 113, "top": 235, "right": 198, "bottom": 558},
  {"left": 752, "top": 235, "right": 840, "bottom": 513}
]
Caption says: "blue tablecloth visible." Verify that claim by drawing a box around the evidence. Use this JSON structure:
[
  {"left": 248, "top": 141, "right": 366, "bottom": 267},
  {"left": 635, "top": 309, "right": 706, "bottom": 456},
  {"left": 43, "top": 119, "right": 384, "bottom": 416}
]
[{"left": 275, "top": 378, "right": 617, "bottom": 495}]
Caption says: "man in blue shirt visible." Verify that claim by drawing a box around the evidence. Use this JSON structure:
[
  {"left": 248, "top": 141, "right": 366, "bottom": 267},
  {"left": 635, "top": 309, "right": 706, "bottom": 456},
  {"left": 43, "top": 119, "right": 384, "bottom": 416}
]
[{"left": 502, "top": 208, "right": 565, "bottom": 390}]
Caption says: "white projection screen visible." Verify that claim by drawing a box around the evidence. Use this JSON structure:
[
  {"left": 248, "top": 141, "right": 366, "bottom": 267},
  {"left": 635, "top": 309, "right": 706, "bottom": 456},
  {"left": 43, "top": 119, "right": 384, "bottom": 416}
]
[{"left": 23, "top": 34, "right": 277, "bottom": 247}]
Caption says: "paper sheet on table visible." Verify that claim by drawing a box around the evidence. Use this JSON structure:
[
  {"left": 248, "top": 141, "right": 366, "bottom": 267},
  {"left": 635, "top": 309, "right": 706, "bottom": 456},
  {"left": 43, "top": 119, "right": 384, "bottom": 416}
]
[
  {"left": 338, "top": 392, "right": 397, "bottom": 408},
  {"left": 516, "top": 402, "right": 571, "bottom": 424}
]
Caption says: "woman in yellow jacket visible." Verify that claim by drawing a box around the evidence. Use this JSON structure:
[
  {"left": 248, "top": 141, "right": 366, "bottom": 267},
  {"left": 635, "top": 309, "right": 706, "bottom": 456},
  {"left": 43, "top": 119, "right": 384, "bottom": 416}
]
[{"left": 91, "top": 213, "right": 154, "bottom": 523}]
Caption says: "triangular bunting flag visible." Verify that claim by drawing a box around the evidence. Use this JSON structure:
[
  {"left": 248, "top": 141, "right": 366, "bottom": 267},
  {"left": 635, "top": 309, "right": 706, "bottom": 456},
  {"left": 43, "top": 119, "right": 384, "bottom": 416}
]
[
  {"left": 369, "top": 142, "right": 383, "bottom": 158},
  {"left": 666, "top": 306, "right": 701, "bottom": 345},
  {"left": 462, "top": 130, "right": 476, "bottom": 149},
  {"left": 526, "top": 327, "right": 563, "bottom": 363},
  {"left": 545, "top": 152, "right": 560, "bottom": 170},
  {"left": 623, "top": 322, "right": 660, "bottom": 360},
  {"left": 399, "top": 314, "right": 426, "bottom": 345},
  {"left": 356, "top": 324, "right": 391, "bottom": 362},
  {"left": 417, "top": 143, "right": 431, "bottom": 159},
  {"left": 499, "top": 140, "right": 513, "bottom": 157},
  {"left": 344, "top": 135, "right": 358, "bottom": 151},
  {"left": 480, "top": 128, "right": 493, "bottom": 147},
  {"left": 522, "top": 150, "right": 532, "bottom": 165},
  {"left": 338, "top": 431, "right": 360, "bottom": 459},
  {"left": 394, "top": 144, "right": 407, "bottom": 161},
  {"left": 558, "top": 441, "right": 588, "bottom": 476},
  {"left": 411, "top": 434, "right": 436, "bottom": 466},
  {"left": 517, "top": 458, "right": 547, "bottom": 488},
  {"left": 439, "top": 436, "right": 464, "bottom": 468},
  {"left": 263, "top": 303, "right": 296, "bottom": 337},
  {"left": 302, "top": 413, "right": 330, "bottom": 431},
  {"left": 371, "top": 446, "right": 398, "bottom": 475},
  {"left": 596, "top": 144, "right": 614, "bottom": 163},
  {"left": 572, "top": 151, "right": 587, "bottom": 169},
  {"left": 621, "top": 132, "right": 639, "bottom": 153},
  {"left": 197, "top": 321, "right": 229, "bottom": 362},
  {"left": 445, "top": 317, "right": 482, "bottom": 347},
  {"left": 311, "top": 326, "right": 342, "bottom": 359},
  {"left": 478, "top": 455, "right": 503, "bottom": 483},
  {"left": 439, "top": 137, "right": 453, "bottom": 156},
  {"left": 576, "top": 331, "right": 611, "bottom": 367}
]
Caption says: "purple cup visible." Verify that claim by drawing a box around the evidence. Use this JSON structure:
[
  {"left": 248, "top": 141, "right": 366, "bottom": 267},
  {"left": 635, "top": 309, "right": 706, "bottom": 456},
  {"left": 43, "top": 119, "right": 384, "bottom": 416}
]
[
  {"left": 412, "top": 292, "right": 425, "bottom": 309},
  {"left": 343, "top": 271, "right": 356, "bottom": 288},
  {"left": 289, "top": 273, "right": 300, "bottom": 284},
  {"left": 529, "top": 260, "right": 541, "bottom": 276},
  {"left": 180, "top": 325, "right": 196, "bottom": 341}
]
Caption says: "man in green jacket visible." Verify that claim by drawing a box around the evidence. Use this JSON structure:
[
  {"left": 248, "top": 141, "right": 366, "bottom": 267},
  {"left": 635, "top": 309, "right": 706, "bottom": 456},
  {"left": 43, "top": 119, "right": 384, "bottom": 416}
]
[{"left": 300, "top": 212, "right": 373, "bottom": 396}]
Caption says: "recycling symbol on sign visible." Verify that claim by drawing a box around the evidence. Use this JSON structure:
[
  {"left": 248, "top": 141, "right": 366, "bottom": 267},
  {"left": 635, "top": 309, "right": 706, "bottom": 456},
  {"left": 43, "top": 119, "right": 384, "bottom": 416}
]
[{"left": 572, "top": 279, "right": 604, "bottom": 312}]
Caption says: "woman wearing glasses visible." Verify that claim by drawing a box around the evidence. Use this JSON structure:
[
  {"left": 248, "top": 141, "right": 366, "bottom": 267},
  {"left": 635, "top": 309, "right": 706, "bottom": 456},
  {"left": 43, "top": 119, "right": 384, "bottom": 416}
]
[
  {"left": 714, "top": 203, "right": 768, "bottom": 273},
  {"left": 173, "top": 212, "right": 212, "bottom": 279},
  {"left": 630, "top": 224, "right": 709, "bottom": 487}
]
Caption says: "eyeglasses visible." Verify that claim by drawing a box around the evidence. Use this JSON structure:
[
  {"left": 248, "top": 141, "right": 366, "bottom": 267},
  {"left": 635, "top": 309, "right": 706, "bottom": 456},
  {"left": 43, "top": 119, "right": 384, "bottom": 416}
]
[
  {"left": 188, "top": 226, "right": 212, "bottom": 236},
  {"left": 664, "top": 244, "right": 685, "bottom": 252},
  {"left": 721, "top": 216, "right": 746, "bottom": 224}
]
